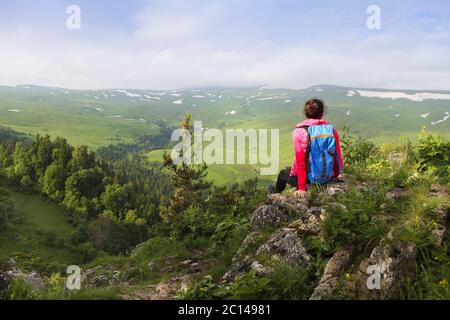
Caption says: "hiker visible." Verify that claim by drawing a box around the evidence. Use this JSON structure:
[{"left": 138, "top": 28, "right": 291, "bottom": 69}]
[{"left": 269, "top": 99, "right": 343, "bottom": 197}]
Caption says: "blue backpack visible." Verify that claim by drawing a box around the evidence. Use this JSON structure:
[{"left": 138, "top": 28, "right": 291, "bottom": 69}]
[{"left": 299, "top": 124, "right": 341, "bottom": 185}]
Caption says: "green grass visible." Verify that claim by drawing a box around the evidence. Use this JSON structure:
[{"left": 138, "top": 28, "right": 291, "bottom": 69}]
[
  {"left": 0, "top": 189, "right": 80, "bottom": 271},
  {"left": 1, "top": 85, "right": 448, "bottom": 184}
]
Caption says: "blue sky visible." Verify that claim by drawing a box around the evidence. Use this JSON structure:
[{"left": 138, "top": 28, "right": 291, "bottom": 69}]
[{"left": 0, "top": 0, "right": 449, "bottom": 89}]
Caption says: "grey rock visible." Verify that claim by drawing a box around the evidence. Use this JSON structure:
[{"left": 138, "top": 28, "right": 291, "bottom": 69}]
[
  {"left": 310, "top": 246, "right": 354, "bottom": 300},
  {"left": 232, "top": 231, "right": 260, "bottom": 262},
  {"left": 289, "top": 210, "right": 323, "bottom": 236},
  {"left": 432, "top": 224, "right": 446, "bottom": 246},
  {"left": 326, "top": 182, "right": 349, "bottom": 196},
  {"left": 256, "top": 228, "right": 311, "bottom": 268},
  {"left": 24, "top": 272, "right": 44, "bottom": 291},
  {"left": 190, "top": 263, "right": 201, "bottom": 272},
  {"left": 353, "top": 240, "right": 417, "bottom": 299},
  {"left": 223, "top": 256, "right": 254, "bottom": 281},
  {"left": 250, "top": 261, "right": 273, "bottom": 276},
  {"left": 429, "top": 184, "right": 448, "bottom": 198},
  {"left": 251, "top": 205, "right": 290, "bottom": 229},
  {"left": 268, "top": 194, "right": 309, "bottom": 214},
  {"left": 92, "top": 275, "right": 109, "bottom": 287},
  {"left": 305, "top": 206, "right": 326, "bottom": 217},
  {"left": 386, "top": 187, "right": 410, "bottom": 201}
]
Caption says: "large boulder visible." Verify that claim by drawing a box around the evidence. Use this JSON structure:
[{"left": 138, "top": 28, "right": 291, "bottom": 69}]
[{"left": 256, "top": 228, "right": 311, "bottom": 268}]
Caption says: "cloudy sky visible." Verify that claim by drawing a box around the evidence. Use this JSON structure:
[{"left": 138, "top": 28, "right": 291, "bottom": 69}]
[{"left": 0, "top": 0, "right": 449, "bottom": 90}]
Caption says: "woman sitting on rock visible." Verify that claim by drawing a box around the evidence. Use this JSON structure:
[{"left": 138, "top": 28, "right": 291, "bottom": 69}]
[{"left": 269, "top": 99, "right": 344, "bottom": 197}]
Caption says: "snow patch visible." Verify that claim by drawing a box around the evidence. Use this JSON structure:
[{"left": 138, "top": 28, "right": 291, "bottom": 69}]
[
  {"left": 84, "top": 105, "right": 104, "bottom": 112},
  {"left": 420, "top": 113, "right": 431, "bottom": 119},
  {"left": 431, "top": 112, "right": 450, "bottom": 126},
  {"left": 115, "top": 90, "right": 142, "bottom": 98},
  {"left": 7, "top": 109, "right": 20, "bottom": 112},
  {"left": 256, "top": 96, "right": 277, "bottom": 101},
  {"left": 172, "top": 99, "right": 183, "bottom": 105},
  {"left": 357, "top": 90, "right": 450, "bottom": 102}
]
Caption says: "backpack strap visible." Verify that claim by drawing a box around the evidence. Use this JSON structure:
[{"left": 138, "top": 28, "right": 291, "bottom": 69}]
[{"left": 296, "top": 125, "right": 311, "bottom": 174}]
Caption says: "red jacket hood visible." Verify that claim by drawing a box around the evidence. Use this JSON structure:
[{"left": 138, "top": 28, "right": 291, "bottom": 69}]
[{"left": 295, "top": 118, "right": 329, "bottom": 128}]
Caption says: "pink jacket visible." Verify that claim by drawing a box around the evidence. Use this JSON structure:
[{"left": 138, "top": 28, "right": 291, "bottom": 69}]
[{"left": 290, "top": 118, "right": 343, "bottom": 191}]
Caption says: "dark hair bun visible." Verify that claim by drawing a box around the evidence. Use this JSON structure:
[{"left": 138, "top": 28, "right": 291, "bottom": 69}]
[{"left": 304, "top": 99, "right": 325, "bottom": 119}]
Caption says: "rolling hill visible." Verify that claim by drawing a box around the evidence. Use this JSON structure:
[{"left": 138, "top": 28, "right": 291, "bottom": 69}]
[{"left": 1, "top": 84, "right": 449, "bottom": 184}]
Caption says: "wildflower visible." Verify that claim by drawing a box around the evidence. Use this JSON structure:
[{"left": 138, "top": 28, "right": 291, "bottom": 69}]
[
  {"left": 438, "top": 279, "right": 448, "bottom": 287},
  {"left": 344, "top": 273, "right": 352, "bottom": 281}
]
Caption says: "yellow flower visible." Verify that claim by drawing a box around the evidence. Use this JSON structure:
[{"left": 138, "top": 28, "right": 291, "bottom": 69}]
[
  {"left": 438, "top": 279, "right": 448, "bottom": 287},
  {"left": 48, "top": 273, "right": 64, "bottom": 287},
  {"left": 344, "top": 273, "right": 352, "bottom": 281}
]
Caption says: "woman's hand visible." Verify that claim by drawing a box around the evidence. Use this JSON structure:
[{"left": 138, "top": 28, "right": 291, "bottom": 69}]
[{"left": 295, "top": 190, "right": 307, "bottom": 198}]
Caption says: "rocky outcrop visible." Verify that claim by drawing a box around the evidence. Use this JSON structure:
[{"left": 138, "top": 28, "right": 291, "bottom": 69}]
[
  {"left": 224, "top": 228, "right": 312, "bottom": 281},
  {"left": 224, "top": 180, "right": 448, "bottom": 300},
  {"left": 256, "top": 228, "right": 311, "bottom": 268},
  {"left": 226, "top": 182, "right": 350, "bottom": 282},
  {"left": 81, "top": 266, "right": 123, "bottom": 288},
  {"left": 268, "top": 194, "right": 309, "bottom": 214},
  {"left": 310, "top": 245, "right": 354, "bottom": 300},
  {"left": 350, "top": 239, "right": 417, "bottom": 300},
  {"left": 251, "top": 205, "right": 290, "bottom": 229},
  {"left": 232, "top": 231, "right": 261, "bottom": 263},
  {"left": 1, "top": 259, "right": 44, "bottom": 292},
  {"left": 288, "top": 207, "right": 325, "bottom": 236},
  {"left": 250, "top": 194, "right": 309, "bottom": 229}
]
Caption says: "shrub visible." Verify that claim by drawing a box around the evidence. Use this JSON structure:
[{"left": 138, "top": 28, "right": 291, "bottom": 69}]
[
  {"left": 417, "top": 128, "right": 450, "bottom": 182},
  {"left": 88, "top": 215, "right": 148, "bottom": 255},
  {"left": 0, "top": 277, "right": 35, "bottom": 300}
]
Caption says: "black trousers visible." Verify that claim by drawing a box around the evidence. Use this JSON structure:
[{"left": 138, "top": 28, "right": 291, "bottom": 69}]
[{"left": 275, "top": 167, "right": 298, "bottom": 193}]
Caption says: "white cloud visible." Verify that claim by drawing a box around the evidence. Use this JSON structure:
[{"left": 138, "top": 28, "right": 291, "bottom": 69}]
[{"left": 0, "top": 2, "right": 449, "bottom": 90}]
